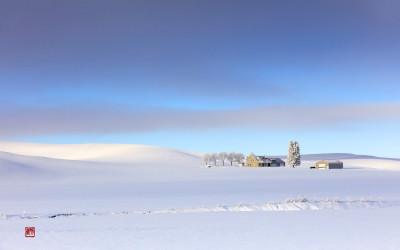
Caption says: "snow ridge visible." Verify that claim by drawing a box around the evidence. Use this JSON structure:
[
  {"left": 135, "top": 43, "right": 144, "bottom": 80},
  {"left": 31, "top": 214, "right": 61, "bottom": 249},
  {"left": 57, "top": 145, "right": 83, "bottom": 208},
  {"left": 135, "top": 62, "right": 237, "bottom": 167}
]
[{"left": 2, "top": 197, "right": 399, "bottom": 220}]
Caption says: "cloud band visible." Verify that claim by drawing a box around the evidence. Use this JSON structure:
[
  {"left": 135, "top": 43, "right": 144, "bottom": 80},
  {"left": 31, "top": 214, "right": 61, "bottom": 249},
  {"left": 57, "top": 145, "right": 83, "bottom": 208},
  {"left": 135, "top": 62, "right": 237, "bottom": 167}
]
[{"left": 1, "top": 102, "right": 399, "bottom": 139}]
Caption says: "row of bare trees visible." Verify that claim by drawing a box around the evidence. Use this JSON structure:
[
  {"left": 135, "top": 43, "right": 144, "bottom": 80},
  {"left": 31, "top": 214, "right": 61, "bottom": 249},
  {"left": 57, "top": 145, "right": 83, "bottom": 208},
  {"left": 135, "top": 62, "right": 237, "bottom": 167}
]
[{"left": 202, "top": 151, "right": 245, "bottom": 166}]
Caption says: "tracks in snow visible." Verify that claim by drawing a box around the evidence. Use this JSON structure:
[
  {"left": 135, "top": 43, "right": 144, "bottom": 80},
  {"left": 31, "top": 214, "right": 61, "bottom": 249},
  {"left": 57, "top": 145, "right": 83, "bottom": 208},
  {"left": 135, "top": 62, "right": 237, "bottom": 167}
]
[{"left": 2, "top": 197, "right": 400, "bottom": 220}]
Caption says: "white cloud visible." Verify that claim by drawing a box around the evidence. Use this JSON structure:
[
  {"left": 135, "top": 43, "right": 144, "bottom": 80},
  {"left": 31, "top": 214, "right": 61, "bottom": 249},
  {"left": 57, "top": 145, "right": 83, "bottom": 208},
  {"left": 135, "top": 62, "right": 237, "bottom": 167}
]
[{"left": 1, "top": 102, "right": 400, "bottom": 139}]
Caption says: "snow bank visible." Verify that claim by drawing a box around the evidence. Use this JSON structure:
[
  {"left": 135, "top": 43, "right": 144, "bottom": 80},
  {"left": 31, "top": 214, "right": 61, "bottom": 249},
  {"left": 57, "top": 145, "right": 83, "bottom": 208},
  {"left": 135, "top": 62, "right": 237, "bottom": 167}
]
[{"left": 2, "top": 197, "right": 399, "bottom": 221}]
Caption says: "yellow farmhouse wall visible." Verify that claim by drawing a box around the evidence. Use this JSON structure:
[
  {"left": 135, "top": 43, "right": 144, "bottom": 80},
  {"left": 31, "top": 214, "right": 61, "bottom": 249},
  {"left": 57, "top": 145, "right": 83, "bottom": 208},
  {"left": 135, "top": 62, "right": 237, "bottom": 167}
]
[{"left": 246, "top": 156, "right": 259, "bottom": 167}]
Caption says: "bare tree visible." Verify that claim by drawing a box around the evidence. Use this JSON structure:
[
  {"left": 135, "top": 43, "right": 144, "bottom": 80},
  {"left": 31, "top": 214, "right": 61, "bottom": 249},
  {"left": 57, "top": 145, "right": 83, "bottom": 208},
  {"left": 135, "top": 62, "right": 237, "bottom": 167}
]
[
  {"left": 210, "top": 153, "right": 218, "bottom": 166},
  {"left": 201, "top": 153, "right": 211, "bottom": 166},
  {"left": 218, "top": 152, "right": 228, "bottom": 166},
  {"left": 234, "top": 152, "right": 245, "bottom": 164},
  {"left": 227, "top": 151, "right": 236, "bottom": 166}
]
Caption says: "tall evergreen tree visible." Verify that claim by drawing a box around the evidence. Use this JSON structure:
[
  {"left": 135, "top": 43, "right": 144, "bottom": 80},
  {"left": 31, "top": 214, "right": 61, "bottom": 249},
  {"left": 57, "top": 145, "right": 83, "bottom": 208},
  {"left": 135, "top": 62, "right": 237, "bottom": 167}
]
[
  {"left": 294, "top": 141, "right": 301, "bottom": 167},
  {"left": 287, "top": 141, "right": 295, "bottom": 167},
  {"left": 287, "top": 141, "right": 301, "bottom": 168}
]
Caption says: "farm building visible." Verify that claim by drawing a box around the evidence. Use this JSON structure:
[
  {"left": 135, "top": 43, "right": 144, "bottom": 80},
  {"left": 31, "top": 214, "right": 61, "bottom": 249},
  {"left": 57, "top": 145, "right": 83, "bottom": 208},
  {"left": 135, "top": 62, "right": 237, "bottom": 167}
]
[
  {"left": 315, "top": 160, "right": 343, "bottom": 169},
  {"left": 246, "top": 155, "right": 285, "bottom": 167}
]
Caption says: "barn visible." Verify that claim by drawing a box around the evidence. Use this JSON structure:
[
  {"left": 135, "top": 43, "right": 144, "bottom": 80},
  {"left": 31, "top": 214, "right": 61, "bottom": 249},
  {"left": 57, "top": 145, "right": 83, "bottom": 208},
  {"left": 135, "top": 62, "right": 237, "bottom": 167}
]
[{"left": 315, "top": 160, "right": 343, "bottom": 169}]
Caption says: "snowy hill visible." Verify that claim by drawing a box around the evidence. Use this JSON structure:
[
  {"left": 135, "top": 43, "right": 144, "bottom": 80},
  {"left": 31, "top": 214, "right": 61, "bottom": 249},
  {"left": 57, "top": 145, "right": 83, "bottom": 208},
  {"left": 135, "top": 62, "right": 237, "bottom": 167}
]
[
  {"left": 0, "top": 142, "right": 399, "bottom": 187},
  {"left": 0, "top": 142, "right": 201, "bottom": 163},
  {"left": 277, "top": 152, "right": 400, "bottom": 170},
  {"left": 279, "top": 152, "right": 400, "bottom": 161},
  {"left": 1, "top": 142, "right": 400, "bottom": 249},
  {"left": 0, "top": 142, "right": 205, "bottom": 185},
  {"left": 1, "top": 142, "right": 399, "bottom": 169}
]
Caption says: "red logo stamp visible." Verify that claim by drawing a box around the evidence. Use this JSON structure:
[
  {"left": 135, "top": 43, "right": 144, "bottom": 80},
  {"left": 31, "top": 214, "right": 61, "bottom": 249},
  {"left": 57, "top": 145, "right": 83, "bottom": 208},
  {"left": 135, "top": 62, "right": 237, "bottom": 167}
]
[{"left": 25, "top": 227, "right": 35, "bottom": 237}]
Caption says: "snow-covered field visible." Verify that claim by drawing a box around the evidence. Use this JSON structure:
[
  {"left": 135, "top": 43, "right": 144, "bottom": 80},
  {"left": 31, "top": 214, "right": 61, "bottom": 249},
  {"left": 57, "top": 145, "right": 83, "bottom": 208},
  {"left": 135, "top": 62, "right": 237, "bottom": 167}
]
[{"left": 1, "top": 142, "right": 400, "bottom": 249}]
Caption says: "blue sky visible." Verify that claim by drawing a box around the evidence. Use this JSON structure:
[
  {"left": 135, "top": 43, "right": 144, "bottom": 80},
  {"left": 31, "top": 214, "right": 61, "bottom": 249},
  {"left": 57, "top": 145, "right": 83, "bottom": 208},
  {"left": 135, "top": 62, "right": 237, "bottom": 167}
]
[{"left": 1, "top": 0, "right": 400, "bottom": 157}]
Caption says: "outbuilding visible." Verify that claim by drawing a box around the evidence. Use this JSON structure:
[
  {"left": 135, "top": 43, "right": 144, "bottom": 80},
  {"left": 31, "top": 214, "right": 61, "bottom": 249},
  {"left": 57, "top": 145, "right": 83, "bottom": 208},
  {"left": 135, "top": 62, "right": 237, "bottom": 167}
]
[{"left": 315, "top": 160, "right": 343, "bottom": 169}]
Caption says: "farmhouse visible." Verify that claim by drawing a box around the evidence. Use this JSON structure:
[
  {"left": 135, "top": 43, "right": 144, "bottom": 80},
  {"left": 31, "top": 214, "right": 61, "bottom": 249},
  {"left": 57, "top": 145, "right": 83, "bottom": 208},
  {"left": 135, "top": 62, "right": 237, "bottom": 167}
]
[
  {"left": 315, "top": 160, "right": 343, "bottom": 169},
  {"left": 246, "top": 155, "right": 285, "bottom": 167}
]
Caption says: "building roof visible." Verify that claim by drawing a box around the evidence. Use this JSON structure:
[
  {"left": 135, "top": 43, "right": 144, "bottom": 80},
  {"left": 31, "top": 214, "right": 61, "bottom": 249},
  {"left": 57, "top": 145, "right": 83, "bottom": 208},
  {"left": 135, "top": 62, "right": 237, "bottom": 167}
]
[
  {"left": 256, "top": 156, "right": 272, "bottom": 163},
  {"left": 321, "top": 160, "right": 343, "bottom": 163},
  {"left": 270, "top": 158, "right": 285, "bottom": 162},
  {"left": 255, "top": 156, "right": 284, "bottom": 163}
]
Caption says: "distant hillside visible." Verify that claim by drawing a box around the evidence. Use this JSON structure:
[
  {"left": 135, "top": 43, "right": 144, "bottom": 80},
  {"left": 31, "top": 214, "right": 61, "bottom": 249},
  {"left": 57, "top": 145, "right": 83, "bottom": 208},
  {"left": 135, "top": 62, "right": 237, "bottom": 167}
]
[
  {"left": 276, "top": 153, "right": 400, "bottom": 161},
  {"left": 0, "top": 142, "right": 399, "bottom": 174}
]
